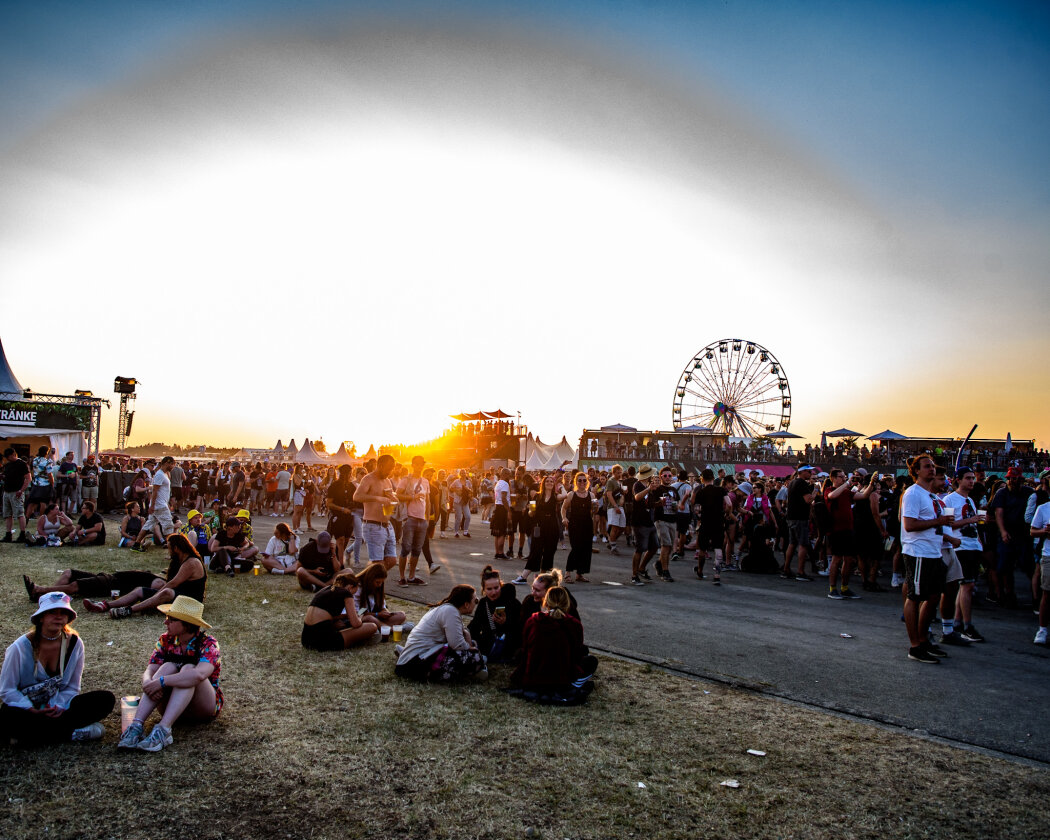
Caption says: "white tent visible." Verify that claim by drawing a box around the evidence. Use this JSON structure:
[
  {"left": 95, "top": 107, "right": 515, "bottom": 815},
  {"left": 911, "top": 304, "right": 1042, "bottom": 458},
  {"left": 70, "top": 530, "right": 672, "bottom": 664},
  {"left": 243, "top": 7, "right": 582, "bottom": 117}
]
[
  {"left": 294, "top": 438, "right": 327, "bottom": 465},
  {"left": 273, "top": 440, "right": 285, "bottom": 457},
  {"left": 553, "top": 435, "right": 576, "bottom": 463},
  {"left": 285, "top": 439, "right": 299, "bottom": 458},
  {"left": 525, "top": 448, "right": 550, "bottom": 470},
  {"left": 330, "top": 443, "right": 354, "bottom": 465}
]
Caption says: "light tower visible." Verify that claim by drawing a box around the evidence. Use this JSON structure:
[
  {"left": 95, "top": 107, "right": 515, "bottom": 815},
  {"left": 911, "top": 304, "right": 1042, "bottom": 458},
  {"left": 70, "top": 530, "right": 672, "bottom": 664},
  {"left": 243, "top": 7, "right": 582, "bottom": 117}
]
[{"left": 114, "top": 376, "right": 137, "bottom": 451}]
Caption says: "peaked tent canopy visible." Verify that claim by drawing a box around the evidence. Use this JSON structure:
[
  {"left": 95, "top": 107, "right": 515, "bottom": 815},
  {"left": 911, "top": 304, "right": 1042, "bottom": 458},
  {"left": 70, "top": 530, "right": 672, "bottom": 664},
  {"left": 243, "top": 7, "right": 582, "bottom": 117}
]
[
  {"left": 0, "top": 338, "right": 24, "bottom": 394},
  {"left": 363, "top": 444, "right": 377, "bottom": 459},
  {"left": 294, "top": 438, "right": 327, "bottom": 464},
  {"left": 677, "top": 424, "right": 715, "bottom": 433},
  {"left": 451, "top": 410, "right": 514, "bottom": 421},
  {"left": 553, "top": 435, "right": 576, "bottom": 463},
  {"left": 285, "top": 439, "right": 298, "bottom": 457},
  {"left": 273, "top": 440, "right": 285, "bottom": 456},
  {"left": 525, "top": 449, "right": 549, "bottom": 470},
  {"left": 824, "top": 428, "right": 863, "bottom": 438},
  {"left": 867, "top": 429, "right": 908, "bottom": 441},
  {"left": 330, "top": 443, "right": 354, "bottom": 464}
]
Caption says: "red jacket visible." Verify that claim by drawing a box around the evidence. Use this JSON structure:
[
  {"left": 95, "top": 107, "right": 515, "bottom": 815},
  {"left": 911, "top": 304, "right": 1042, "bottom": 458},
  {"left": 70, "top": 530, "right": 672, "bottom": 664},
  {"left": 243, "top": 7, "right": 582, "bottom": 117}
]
[{"left": 513, "top": 612, "right": 585, "bottom": 690}]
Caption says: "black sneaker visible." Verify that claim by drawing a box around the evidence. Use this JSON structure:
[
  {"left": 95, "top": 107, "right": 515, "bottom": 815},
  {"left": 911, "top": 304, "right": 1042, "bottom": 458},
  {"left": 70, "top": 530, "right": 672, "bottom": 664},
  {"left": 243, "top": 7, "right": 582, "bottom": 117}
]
[
  {"left": 1, "top": 532, "right": 12, "bottom": 543},
  {"left": 794, "top": 574, "right": 813, "bottom": 582},
  {"left": 631, "top": 576, "right": 645, "bottom": 586},
  {"left": 659, "top": 571, "right": 675, "bottom": 583},
  {"left": 693, "top": 566, "right": 705, "bottom": 580},
  {"left": 639, "top": 569, "right": 652, "bottom": 581},
  {"left": 839, "top": 587, "right": 860, "bottom": 600},
  {"left": 924, "top": 641, "right": 948, "bottom": 658},
  {"left": 939, "top": 632, "right": 971, "bottom": 647},
  {"left": 908, "top": 646, "right": 940, "bottom": 664},
  {"left": 670, "top": 553, "right": 681, "bottom": 562},
  {"left": 960, "top": 625, "right": 985, "bottom": 643}
]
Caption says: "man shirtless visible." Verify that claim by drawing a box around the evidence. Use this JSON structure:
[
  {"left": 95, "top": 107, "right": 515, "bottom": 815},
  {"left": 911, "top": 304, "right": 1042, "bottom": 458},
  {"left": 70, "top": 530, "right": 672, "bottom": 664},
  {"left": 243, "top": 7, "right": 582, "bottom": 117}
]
[{"left": 353, "top": 453, "right": 400, "bottom": 570}]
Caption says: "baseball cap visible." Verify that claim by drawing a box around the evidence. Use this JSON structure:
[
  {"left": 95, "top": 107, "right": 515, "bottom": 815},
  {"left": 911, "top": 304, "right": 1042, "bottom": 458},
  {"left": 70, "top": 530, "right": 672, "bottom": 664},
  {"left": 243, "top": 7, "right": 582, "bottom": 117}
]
[{"left": 1006, "top": 466, "right": 1023, "bottom": 479}]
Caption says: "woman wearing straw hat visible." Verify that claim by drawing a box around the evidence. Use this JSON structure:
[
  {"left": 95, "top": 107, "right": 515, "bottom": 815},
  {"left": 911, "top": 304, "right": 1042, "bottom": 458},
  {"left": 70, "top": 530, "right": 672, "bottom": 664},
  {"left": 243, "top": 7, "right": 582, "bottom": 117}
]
[
  {"left": 0, "top": 592, "right": 115, "bottom": 745},
  {"left": 117, "top": 595, "right": 223, "bottom": 752}
]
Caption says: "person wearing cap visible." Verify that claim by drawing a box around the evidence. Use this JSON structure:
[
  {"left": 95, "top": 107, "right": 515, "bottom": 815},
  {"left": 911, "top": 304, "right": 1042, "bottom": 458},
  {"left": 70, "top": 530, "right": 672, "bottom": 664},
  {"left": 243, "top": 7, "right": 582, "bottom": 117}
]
[
  {"left": 782, "top": 466, "right": 817, "bottom": 580},
  {"left": 629, "top": 465, "right": 660, "bottom": 584},
  {"left": 989, "top": 466, "right": 1034, "bottom": 607},
  {"left": 296, "top": 531, "right": 342, "bottom": 591},
  {"left": 207, "top": 515, "right": 258, "bottom": 576},
  {"left": 117, "top": 596, "right": 223, "bottom": 752},
  {"left": 179, "top": 509, "right": 213, "bottom": 564},
  {"left": 0, "top": 593, "right": 115, "bottom": 745},
  {"left": 202, "top": 498, "right": 223, "bottom": 533}
]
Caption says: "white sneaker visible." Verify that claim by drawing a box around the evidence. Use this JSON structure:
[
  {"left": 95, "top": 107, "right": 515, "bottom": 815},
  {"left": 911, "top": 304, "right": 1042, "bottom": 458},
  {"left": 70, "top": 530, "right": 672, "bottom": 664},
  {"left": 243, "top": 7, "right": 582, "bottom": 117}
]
[
  {"left": 137, "top": 724, "right": 173, "bottom": 752},
  {"left": 891, "top": 573, "right": 903, "bottom": 587},
  {"left": 1035, "top": 627, "right": 1048, "bottom": 645},
  {"left": 71, "top": 722, "right": 104, "bottom": 742},
  {"left": 117, "top": 721, "right": 144, "bottom": 749}
]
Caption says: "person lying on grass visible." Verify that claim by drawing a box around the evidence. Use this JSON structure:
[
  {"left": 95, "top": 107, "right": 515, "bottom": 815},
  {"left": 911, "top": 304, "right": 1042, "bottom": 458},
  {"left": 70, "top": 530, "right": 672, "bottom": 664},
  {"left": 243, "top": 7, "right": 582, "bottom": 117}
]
[
  {"left": 301, "top": 569, "right": 380, "bottom": 650},
  {"left": 25, "top": 565, "right": 160, "bottom": 604},
  {"left": 296, "top": 531, "right": 341, "bottom": 591},
  {"left": 83, "top": 533, "right": 207, "bottom": 620},
  {"left": 0, "top": 592, "right": 115, "bottom": 746},
  {"left": 260, "top": 522, "right": 300, "bottom": 574},
  {"left": 354, "top": 562, "right": 407, "bottom": 630},
  {"left": 466, "top": 565, "right": 520, "bottom": 663},
  {"left": 394, "top": 584, "right": 487, "bottom": 683},
  {"left": 117, "top": 595, "right": 222, "bottom": 752},
  {"left": 510, "top": 586, "right": 597, "bottom": 703},
  {"left": 208, "top": 516, "right": 258, "bottom": 577}
]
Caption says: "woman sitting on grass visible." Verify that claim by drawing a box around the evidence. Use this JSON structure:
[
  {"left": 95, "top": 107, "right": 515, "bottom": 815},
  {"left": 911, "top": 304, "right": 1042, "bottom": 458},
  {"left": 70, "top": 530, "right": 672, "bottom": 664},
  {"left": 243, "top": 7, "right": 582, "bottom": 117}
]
[
  {"left": 301, "top": 569, "right": 380, "bottom": 650},
  {"left": 519, "top": 570, "right": 579, "bottom": 628},
  {"left": 260, "top": 522, "right": 300, "bottom": 574},
  {"left": 511, "top": 586, "right": 597, "bottom": 704},
  {"left": 395, "top": 584, "right": 487, "bottom": 683},
  {"left": 84, "top": 534, "right": 206, "bottom": 620},
  {"left": 118, "top": 500, "right": 144, "bottom": 547},
  {"left": 117, "top": 595, "right": 222, "bottom": 752},
  {"left": 466, "top": 565, "right": 520, "bottom": 663},
  {"left": 354, "top": 562, "right": 407, "bottom": 630},
  {"left": 0, "top": 592, "right": 115, "bottom": 745}
]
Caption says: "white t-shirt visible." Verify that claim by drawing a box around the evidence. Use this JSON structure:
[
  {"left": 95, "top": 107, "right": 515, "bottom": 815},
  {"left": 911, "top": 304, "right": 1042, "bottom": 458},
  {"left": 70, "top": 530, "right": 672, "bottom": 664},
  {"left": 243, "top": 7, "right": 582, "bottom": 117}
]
[
  {"left": 398, "top": 476, "right": 429, "bottom": 520},
  {"left": 276, "top": 470, "right": 291, "bottom": 490},
  {"left": 264, "top": 535, "right": 297, "bottom": 561},
  {"left": 674, "top": 482, "right": 692, "bottom": 513},
  {"left": 493, "top": 479, "right": 511, "bottom": 507},
  {"left": 1031, "top": 501, "right": 1050, "bottom": 559},
  {"left": 900, "top": 484, "right": 942, "bottom": 559},
  {"left": 943, "top": 491, "right": 982, "bottom": 552},
  {"left": 151, "top": 470, "right": 172, "bottom": 511}
]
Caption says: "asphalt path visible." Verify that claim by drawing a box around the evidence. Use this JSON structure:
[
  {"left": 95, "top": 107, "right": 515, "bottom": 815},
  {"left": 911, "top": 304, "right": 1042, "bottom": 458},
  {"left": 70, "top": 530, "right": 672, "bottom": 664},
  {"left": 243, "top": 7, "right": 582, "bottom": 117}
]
[{"left": 397, "top": 530, "right": 1050, "bottom": 763}]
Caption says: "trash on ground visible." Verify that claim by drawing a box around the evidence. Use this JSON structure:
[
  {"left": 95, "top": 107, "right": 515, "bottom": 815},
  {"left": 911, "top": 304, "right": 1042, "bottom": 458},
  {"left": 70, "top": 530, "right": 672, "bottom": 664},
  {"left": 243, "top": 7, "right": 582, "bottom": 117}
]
[
  {"left": 637, "top": 782, "right": 646, "bottom": 788},
  {"left": 720, "top": 779, "right": 741, "bottom": 788},
  {"left": 746, "top": 749, "right": 766, "bottom": 756}
]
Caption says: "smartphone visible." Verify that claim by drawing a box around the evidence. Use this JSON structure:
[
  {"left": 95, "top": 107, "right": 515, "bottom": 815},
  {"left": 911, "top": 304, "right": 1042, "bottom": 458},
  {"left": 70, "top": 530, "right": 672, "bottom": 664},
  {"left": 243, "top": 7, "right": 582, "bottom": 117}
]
[{"left": 494, "top": 606, "right": 506, "bottom": 617}]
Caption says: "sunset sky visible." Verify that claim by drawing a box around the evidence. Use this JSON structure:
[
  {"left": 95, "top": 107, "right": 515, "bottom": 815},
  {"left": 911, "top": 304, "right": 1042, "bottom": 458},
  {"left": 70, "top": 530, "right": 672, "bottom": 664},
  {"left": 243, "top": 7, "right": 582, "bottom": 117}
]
[{"left": 1, "top": 1, "right": 1047, "bottom": 452}]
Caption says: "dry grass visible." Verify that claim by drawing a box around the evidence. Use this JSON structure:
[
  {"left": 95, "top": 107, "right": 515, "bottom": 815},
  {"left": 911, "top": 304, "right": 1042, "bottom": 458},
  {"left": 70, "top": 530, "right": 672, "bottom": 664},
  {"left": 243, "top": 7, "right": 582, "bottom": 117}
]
[{"left": 2, "top": 538, "right": 1048, "bottom": 840}]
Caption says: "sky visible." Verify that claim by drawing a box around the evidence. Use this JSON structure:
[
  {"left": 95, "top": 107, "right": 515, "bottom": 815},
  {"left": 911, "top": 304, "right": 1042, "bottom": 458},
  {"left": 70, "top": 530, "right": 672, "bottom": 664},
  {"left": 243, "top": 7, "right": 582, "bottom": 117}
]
[{"left": 1, "top": 0, "right": 1048, "bottom": 452}]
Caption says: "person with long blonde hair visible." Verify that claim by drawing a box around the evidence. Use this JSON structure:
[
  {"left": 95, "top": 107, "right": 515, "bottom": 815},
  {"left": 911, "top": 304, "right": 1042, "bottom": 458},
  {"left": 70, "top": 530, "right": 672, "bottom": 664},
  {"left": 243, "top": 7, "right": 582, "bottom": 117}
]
[{"left": 511, "top": 586, "right": 597, "bottom": 701}]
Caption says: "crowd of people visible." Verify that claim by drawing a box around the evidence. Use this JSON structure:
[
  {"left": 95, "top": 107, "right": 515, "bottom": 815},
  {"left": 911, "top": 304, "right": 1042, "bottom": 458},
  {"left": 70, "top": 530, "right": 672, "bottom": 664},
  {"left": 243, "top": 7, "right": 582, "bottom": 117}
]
[{"left": 4, "top": 442, "right": 1049, "bottom": 749}]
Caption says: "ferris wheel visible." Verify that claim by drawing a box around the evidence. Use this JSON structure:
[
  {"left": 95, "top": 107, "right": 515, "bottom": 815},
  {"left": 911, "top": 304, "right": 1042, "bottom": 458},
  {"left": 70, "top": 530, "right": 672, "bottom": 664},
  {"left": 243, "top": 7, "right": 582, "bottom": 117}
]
[{"left": 672, "top": 339, "right": 791, "bottom": 438}]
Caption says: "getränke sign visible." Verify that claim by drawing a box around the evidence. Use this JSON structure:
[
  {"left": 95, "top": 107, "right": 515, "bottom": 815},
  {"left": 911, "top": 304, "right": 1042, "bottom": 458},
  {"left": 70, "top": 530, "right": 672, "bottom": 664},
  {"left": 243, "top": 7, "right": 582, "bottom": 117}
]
[{"left": 0, "top": 406, "right": 37, "bottom": 426}]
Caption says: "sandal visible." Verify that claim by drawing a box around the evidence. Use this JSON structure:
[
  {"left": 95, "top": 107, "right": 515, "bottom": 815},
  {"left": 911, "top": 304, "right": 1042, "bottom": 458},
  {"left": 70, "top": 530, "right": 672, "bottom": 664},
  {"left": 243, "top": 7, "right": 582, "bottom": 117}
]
[
  {"left": 575, "top": 576, "right": 590, "bottom": 583},
  {"left": 397, "top": 578, "right": 408, "bottom": 586}
]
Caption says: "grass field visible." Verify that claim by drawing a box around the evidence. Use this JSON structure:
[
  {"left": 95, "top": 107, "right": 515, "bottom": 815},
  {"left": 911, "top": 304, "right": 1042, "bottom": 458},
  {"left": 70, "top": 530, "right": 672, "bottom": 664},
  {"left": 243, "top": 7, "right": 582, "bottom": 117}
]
[{"left": 1, "top": 537, "right": 1048, "bottom": 840}]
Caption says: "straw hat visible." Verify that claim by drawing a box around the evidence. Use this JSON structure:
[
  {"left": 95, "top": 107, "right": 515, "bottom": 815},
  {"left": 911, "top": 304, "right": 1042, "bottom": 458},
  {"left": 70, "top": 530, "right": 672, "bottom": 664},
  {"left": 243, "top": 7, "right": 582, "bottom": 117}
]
[{"left": 157, "top": 595, "right": 211, "bottom": 629}]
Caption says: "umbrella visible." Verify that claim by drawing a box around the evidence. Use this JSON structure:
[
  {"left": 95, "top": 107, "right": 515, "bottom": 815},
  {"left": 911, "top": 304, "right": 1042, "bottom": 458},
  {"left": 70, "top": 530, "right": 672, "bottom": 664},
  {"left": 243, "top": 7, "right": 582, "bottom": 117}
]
[
  {"left": 600, "top": 423, "right": 637, "bottom": 432},
  {"left": 825, "top": 428, "right": 863, "bottom": 438},
  {"left": 867, "top": 429, "right": 908, "bottom": 441},
  {"left": 766, "top": 431, "right": 802, "bottom": 439},
  {"left": 678, "top": 424, "right": 714, "bottom": 433}
]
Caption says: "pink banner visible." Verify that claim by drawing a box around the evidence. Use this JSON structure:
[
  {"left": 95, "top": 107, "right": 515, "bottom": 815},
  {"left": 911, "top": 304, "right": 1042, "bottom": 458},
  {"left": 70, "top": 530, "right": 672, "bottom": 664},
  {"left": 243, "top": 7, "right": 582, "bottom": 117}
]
[{"left": 734, "top": 464, "right": 797, "bottom": 478}]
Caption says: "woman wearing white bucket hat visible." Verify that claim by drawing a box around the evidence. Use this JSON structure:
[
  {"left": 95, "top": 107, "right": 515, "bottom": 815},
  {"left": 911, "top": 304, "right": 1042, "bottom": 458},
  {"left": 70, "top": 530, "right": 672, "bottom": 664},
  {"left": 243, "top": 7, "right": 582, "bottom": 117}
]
[
  {"left": 117, "top": 595, "right": 223, "bottom": 752},
  {"left": 0, "top": 592, "right": 115, "bottom": 745}
]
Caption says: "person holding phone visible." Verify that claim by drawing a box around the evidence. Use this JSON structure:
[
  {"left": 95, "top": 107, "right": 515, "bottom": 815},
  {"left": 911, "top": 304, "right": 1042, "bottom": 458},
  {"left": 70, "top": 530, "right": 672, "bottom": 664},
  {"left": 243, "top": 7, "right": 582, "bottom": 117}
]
[{"left": 467, "top": 565, "right": 520, "bottom": 663}]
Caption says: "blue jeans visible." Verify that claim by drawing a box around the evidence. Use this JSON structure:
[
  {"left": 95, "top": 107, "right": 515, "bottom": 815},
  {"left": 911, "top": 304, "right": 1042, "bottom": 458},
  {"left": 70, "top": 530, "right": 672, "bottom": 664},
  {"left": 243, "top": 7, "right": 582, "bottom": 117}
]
[
  {"left": 363, "top": 521, "right": 397, "bottom": 563},
  {"left": 350, "top": 511, "right": 364, "bottom": 564},
  {"left": 454, "top": 502, "right": 471, "bottom": 534}
]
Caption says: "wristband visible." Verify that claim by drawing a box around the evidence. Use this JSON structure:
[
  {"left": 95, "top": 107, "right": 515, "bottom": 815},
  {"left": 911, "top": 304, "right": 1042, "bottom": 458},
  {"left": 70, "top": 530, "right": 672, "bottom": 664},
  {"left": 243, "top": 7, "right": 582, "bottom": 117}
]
[{"left": 159, "top": 675, "right": 166, "bottom": 689}]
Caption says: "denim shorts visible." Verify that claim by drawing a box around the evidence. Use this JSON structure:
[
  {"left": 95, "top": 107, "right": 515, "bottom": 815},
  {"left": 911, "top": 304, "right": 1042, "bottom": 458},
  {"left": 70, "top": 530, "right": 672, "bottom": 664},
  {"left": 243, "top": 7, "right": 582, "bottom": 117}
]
[
  {"left": 400, "top": 516, "right": 428, "bottom": 558},
  {"left": 363, "top": 521, "right": 397, "bottom": 562}
]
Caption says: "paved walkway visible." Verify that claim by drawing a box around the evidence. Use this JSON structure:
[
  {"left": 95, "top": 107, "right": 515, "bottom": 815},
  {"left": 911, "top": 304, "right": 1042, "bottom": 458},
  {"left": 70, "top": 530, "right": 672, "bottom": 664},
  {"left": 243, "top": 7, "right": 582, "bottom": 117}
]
[{"left": 395, "top": 528, "right": 1050, "bottom": 763}]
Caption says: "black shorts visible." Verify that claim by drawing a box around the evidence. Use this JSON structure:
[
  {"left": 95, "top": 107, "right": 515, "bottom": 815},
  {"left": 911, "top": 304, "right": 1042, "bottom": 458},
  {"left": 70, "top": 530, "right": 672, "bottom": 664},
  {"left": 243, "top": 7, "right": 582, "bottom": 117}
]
[
  {"left": 510, "top": 508, "right": 529, "bottom": 535},
  {"left": 28, "top": 485, "right": 53, "bottom": 504},
  {"left": 827, "top": 530, "right": 857, "bottom": 557},
  {"left": 69, "top": 569, "right": 157, "bottom": 598},
  {"left": 697, "top": 524, "right": 724, "bottom": 551},
  {"left": 903, "top": 553, "right": 946, "bottom": 602},
  {"left": 328, "top": 512, "right": 354, "bottom": 539},
  {"left": 301, "top": 620, "right": 344, "bottom": 651},
  {"left": 490, "top": 505, "right": 509, "bottom": 537},
  {"left": 956, "top": 549, "right": 982, "bottom": 583},
  {"left": 676, "top": 512, "right": 691, "bottom": 535}
]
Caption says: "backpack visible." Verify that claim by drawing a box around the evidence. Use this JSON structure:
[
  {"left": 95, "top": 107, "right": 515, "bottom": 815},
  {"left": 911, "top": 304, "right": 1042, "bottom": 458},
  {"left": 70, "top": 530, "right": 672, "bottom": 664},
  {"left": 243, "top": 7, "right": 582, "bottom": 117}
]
[{"left": 459, "top": 481, "right": 472, "bottom": 504}]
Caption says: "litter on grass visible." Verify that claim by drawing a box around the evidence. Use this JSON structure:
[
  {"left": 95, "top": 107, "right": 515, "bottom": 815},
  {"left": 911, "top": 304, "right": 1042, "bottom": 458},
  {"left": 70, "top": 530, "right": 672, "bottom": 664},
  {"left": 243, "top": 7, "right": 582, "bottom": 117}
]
[
  {"left": 720, "top": 779, "right": 741, "bottom": 788},
  {"left": 261, "top": 599, "right": 270, "bottom": 605},
  {"left": 106, "top": 641, "right": 113, "bottom": 646},
  {"left": 746, "top": 749, "right": 766, "bottom": 757},
  {"left": 637, "top": 782, "right": 647, "bottom": 788}
]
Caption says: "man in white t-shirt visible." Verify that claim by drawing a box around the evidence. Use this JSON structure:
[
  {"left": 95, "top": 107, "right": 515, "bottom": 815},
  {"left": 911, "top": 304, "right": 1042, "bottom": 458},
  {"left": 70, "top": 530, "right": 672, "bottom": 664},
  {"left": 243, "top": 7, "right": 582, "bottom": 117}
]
[
  {"left": 491, "top": 468, "right": 512, "bottom": 560},
  {"left": 275, "top": 466, "right": 291, "bottom": 516},
  {"left": 133, "top": 456, "right": 176, "bottom": 551},
  {"left": 1030, "top": 496, "right": 1050, "bottom": 645},
  {"left": 900, "top": 454, "right": 955, "bottom": 663},
  {"left": 943, "top": 466, "right": 986, "bottom": 643}
]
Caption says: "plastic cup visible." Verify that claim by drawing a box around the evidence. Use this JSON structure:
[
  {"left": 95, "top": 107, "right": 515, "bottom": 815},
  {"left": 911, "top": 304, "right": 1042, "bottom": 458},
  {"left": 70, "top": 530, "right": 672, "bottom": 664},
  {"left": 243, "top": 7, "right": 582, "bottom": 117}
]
[
  {"left": 381, "top": 504, "right": 394, "bottom": 517},
  {"left": 120, "top": 695, "right": 140, "bottom": 733},
  {"left": 380, "top": 626, "right": 391, "bottom": 642},
  {"left": 253, "top": 564, "right": 261, "bottom": 576},
  {"left": 942, "top": 507, "right": 955, "bottom": 519},
  {"left": 392, "top": 625, "right": 403, "bottom": 642},
  {"left": 977, "top": 510, "right": 987, "bottom": 523},
  {"left": 110, "top": 589, "right": 120, "bottom": 599}
]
